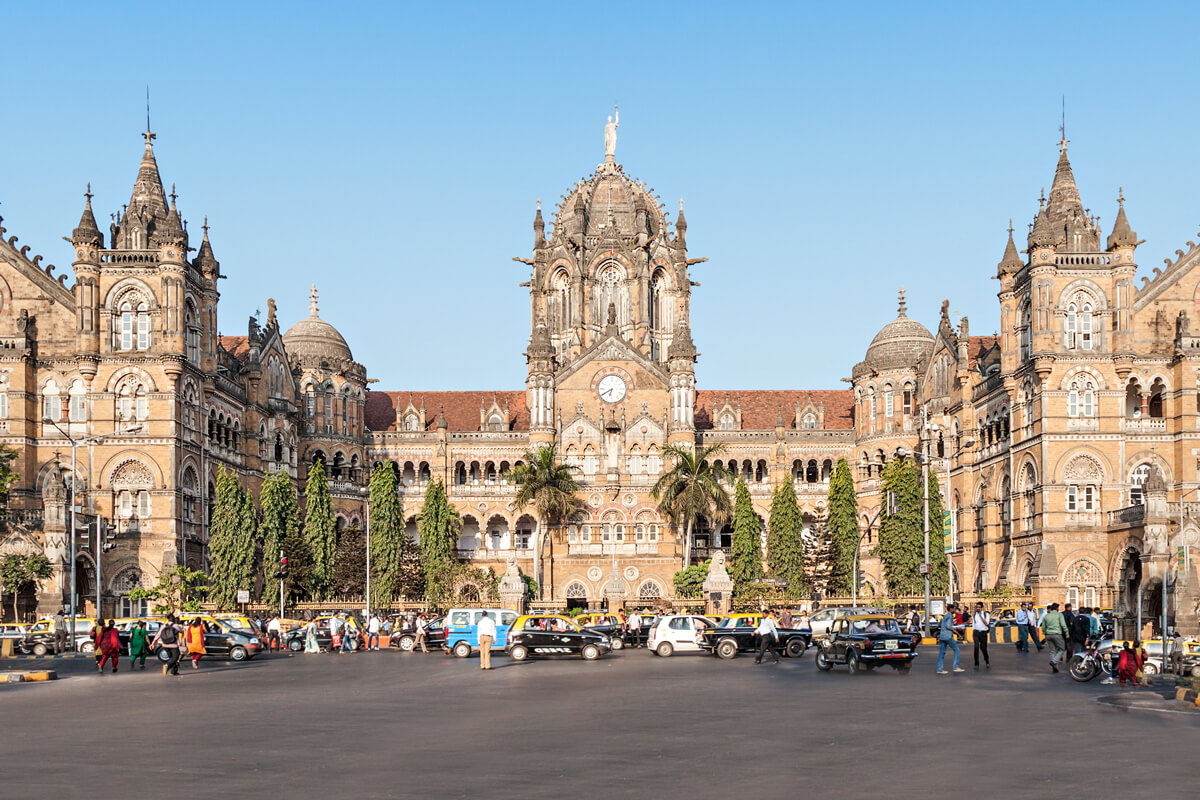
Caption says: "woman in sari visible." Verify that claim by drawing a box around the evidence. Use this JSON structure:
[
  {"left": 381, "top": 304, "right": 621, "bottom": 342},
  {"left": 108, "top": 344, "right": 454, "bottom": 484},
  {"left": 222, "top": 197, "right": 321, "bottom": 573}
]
[
  {"left": 1116, "top": 640, "right": 1142, "bottom": 687},
  {"left": 97, "top": 620, "right": 121, "bottom": 673},
  {"left": 128, "top": 620, "right": 150, "bottom": 670},
  {"left": 303, "top": 620, "right": 320, "bottom": 653},
  {"left": 184, "top": 617, "right": 207, "bottom": 669}
]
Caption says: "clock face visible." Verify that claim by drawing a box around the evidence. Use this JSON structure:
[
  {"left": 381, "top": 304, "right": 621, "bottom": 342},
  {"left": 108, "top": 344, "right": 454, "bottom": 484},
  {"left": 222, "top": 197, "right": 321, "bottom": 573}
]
[{"left": 597, "top": 374, "right": 627, "bottom": 404}]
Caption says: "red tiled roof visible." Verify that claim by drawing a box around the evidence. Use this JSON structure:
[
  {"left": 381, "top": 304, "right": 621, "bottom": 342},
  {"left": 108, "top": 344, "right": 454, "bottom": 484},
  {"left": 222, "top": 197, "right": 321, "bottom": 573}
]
[
  {"left": 219, "top": 335, "right": 251, "bottom": 365},
  {"left": 695, "top": 390, "right": 855, "bottom": 430},
  {"left": 968, "top": 335, "right": 1000, "bottom": 368},
  {"left": 365, "top": 391, "right": 529, "bottom": 432}
]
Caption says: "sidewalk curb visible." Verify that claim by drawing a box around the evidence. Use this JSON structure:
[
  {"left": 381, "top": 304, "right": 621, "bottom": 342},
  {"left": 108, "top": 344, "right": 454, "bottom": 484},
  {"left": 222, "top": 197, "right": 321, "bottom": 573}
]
[
  {"left": 0, "top": 670, "right": 58, "bottom": 683},
  {"left": 1, "top": 653, "right": 92, "bottom": 660}
]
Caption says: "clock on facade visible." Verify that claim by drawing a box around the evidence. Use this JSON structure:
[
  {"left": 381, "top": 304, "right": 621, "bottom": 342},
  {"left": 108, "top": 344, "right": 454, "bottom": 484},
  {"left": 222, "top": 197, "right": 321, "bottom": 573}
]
[{"left": 597, "top": 374, "right": 627, "bottom": 404}]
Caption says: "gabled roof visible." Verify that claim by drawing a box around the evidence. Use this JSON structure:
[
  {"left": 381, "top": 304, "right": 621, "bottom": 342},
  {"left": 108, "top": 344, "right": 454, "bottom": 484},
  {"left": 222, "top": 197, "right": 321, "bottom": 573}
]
[
  {"left": 967, "top": 335, "right": 1000, "bottom": 368},
  {"left": 695, "top": 390, "right": 854, "bottom": 430},
  {"left": 219, "top": 335, "right": 251, "bottom": 365},
  {"left": 366, "top": 391, "right": 529, "bottom": 432}
]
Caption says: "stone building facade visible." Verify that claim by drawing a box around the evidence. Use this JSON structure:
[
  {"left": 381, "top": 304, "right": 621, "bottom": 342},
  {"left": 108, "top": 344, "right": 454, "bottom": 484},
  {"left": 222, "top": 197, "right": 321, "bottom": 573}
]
[{"left": 0, "top": 122, "right": 1196, "bottom": 636}]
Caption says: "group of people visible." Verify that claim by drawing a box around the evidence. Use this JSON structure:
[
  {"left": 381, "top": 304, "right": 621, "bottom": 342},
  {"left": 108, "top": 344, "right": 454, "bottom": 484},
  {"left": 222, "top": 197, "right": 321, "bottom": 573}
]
[{"left": 86, "top": 615, "right": 208, "bottom": 676}]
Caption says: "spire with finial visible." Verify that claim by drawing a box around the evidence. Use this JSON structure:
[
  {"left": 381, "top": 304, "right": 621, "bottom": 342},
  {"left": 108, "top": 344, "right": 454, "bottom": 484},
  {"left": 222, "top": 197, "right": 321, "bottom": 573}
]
[
  {"left": 897, "top": 287, "right": 907, "bottom": 317},
  {"left": 1029, "top": 188, "right": 1056, "bottom": 247},
  {"left": 72, "top": 182, "right": 103, "bottom": 247},
  {"left": 309, "top": 284, "right": 320, "bottom": 316},
  {"left": 436, "top": 405, "right": 448, "bottom": 430},
  {"left": 195, "top": 215, "right": 219, "bottom": 272},
  {"left": 674, "top": 198, "right": 687, "bottom": 247},
  {"left": 533, "top": 198, "right": 545, "bottom": 248},
  {"left": 1106, "top": 186, "right": 1138, "bottom": 250},
  {"left": 998, "top": 218, "right": 1024, "bottom": 275}
]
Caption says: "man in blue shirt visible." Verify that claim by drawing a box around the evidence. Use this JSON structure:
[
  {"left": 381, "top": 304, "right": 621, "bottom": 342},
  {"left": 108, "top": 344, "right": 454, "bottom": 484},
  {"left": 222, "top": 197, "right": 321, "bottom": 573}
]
[
  {"left": 937, "top": 603, "right": 965, "bottom": 674},
  {"left": 1015, "top": 602, "right": 1043, "bottom": 653}
]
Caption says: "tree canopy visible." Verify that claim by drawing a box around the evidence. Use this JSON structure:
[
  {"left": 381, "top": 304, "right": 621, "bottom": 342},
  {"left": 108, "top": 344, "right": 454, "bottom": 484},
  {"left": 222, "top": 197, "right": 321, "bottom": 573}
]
[
  {"left": 767, "top": 474, "right": 806, "bottom": 598},
  {"left": 824, "top": 457, "right": 859, "bottom": 596}
]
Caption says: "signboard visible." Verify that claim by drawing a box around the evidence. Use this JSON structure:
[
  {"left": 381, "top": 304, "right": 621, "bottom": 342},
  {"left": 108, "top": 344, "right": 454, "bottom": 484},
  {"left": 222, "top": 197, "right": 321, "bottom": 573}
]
[
  {"left": 919, "top": 563, "right": 930, "bottom": 575},
  {"left": 930, "top": 598, "right": 946, "bottom": 616},
  {"left": 236, "top": 590, "right": 250, "bottom": 604},
  {"left": 943, "top": 510, "right": 954, "bottom": 553}
]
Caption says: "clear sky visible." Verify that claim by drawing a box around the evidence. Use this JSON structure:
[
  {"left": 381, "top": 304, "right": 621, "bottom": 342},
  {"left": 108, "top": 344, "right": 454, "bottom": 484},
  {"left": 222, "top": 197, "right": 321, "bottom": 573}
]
[{"left": 3, "top": 2, "right": 1200, "bottom": 392}]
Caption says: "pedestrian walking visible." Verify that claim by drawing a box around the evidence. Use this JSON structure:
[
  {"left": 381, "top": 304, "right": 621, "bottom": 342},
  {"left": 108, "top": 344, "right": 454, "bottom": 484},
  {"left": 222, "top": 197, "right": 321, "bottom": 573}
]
[
  {"left": 329, "top": 613, "right": 343, "bottom": 654},
  {"left": 905, "top": 606, "right": 921, "bottom": 635},
  {"left": 971, "top": 602, "right": 991, "bottom": 670},
  {"left": 367, "top": 613, "right": 381, "bottom": 651},
  {"left": 129, "top": 620, "right": 150, "bottom": 670},
  {"left": 1015, "top": 602, "right": 1042, "bottom": 652},
  {"left": 53, "top": 608, "right": 68, "bottom": 655},
  {"left": 477, "top": 611, "right": 496, "bottom": 670},
  {"left": 97, "top": 620, "right": 121, "bottom": 673},
  {"left": 779, "top": 608, "right": 794, "bottom": 629},
  {"left": 415, "top": 614, "right": 429, "bottom": 653},
  {"left": 339, "top": 614, "right": 356, "bottom": 653},
  {"left": 304, "top": 620, "right": 320, "bottom": 653},
  {"left": 627, "top": 610, "right": 642, "bottom": 648},
  {"left": 1063, "top": 603, "right": 1077, "bottom": 659},
  {"left": 936, "top": 602, "right": 965, "bottom": 674},
  {"left": 1040, "top": 602, "right": 1068, "bottom": 673},
  {"left": 1070, "top": 607, "right": 1091, "bottom": 658},
  {"left": 151, "top": 615, "right": 183, "bottom": 676},
  {"left": 754, "top": 611, "right": 780, "bottom": 664},
  {"left": 1116, "top": 640, "right": 1142, "bottom": 687},
  {"left": 267, "top": 615, "right": 282, "bottom": 652},
  {"left": 185, "top": 617, "right": 207, "bottom": 669}
]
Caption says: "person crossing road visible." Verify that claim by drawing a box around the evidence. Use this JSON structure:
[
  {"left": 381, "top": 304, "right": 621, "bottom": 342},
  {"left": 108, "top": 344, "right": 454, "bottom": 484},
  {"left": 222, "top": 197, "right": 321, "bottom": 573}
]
[
  {"left": 971, "top": 603, "right": 991, "bottom": 670},
  {"left": 754, "top": 611, "right": 780, "bottom": 665}
]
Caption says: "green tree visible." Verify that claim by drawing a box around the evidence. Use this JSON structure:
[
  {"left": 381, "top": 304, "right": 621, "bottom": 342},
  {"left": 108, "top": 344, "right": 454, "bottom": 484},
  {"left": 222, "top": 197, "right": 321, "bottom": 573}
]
[
  {"left": 876, "top": 457, "right": 947, "bottom": 597},
  {"left": 368, "top": 462, "right": 406, "bottom": 608},
  {"left": 652, "top": 443, "right": 732, "bottom": 570},
  {"left": 330, "top": 523, "right": 366, "bottom": 598},
  {"left": 767, "top": 474, "right": 806, "bottom": 598},
  {"left": 417, "top": 478, "right": 461, "bottom": 607},
  {"left": 303, "top": 461, "right": 338, "bottom": 600},
  {"left": 206, "top": 466, "right": 257, "bottom": 609},
  {"left": 824, "top": 457, "right": 859, "bottom": 596},
  {"left": 672, "top": 560, "right": 710, "bottom": 599},
  {"left": 0, "top": 552, "right": 52, "bottom": 620},
  {"left": 0, "top": 444, "right": 18, "bottom": 507},
  {"left": 259, "top": 472, "right": 308, "bottom": 607},
  {"left": 510, "top": 444, "right": 581, "bottom": 599},
  {"left": 129, "top": 565, "right": 209, "bottom": 616},
  {"left": 729, "top": 477, "right": 764, "bottom": 591}
]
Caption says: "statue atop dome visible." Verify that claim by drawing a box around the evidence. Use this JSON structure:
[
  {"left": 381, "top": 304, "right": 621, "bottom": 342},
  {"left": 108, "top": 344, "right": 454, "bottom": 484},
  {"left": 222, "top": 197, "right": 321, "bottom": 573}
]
[{"left": 604, "top": 104, "right": 619, "bottom": 162}]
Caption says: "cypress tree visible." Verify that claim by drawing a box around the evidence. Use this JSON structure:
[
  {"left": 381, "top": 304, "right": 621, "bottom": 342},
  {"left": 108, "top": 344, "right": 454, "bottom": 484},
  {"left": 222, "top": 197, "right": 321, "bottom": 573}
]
[
  {"left": 876, "top": 457, "right": 946, "bottom": 596},
  {"left": 303, "top": 461, "right": 338, "bottom": 600},
  {"left": 825, "top": 457, "right": 859, "bottom": 596},
  {"left": 418, "top": 478, "right": 461, "bottom": 606},
  {"left": 331, "top": 523, "right": 367, "bottom": 598},
  {"left": 729, "top": 477, "right": 764, "bottom": 591},
  {"left": 368, "top": 462, "right": 406, "bottom": 608},
  {"left": 207, "top": 466, "right": 256, "bottom": 609},
  {"left": 260, "top": 471, "right": 308, "bottom": 607},
  {"left": 767, "top": 474, "right": 806, "bottom": 598}
]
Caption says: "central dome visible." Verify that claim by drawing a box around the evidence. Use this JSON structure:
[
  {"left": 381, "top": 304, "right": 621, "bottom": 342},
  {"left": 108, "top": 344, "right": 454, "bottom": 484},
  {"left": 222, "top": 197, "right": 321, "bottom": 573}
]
[
  {"left": 854, "top": 292, "right": 934, "bottom": 378},
  {"left": 283, "top": 286, "right": 354, "bottom": 367}
]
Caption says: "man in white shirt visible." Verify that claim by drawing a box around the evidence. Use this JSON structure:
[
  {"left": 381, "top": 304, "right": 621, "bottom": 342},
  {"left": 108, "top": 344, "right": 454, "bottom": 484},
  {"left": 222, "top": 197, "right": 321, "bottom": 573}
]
[
  {"left": 366, "top": 614, "right": 382, "bottom": 651},
  {"left": 626, "top": 611, "right": 642, "bottom": 648},
  {"left": 267, "top": 616, "right": 282, "bottom": 652},
  {"left": 754, "top": 612, "right": 780, "bottom": 664},
  {"left": 328, "top": 614, "right": 343, "bottom": 655},
  {"left": 477, "top": 612, "right": 497, "bottom": 670},
  {"left": 971, "top": 602, "right": 991, "bottom": 670}
]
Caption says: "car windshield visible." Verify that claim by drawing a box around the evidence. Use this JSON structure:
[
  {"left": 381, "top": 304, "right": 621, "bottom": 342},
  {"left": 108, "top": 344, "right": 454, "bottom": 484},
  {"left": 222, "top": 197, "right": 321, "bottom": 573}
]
[{"left": 850, "top": 618, "right": 901, "bottom": 634}]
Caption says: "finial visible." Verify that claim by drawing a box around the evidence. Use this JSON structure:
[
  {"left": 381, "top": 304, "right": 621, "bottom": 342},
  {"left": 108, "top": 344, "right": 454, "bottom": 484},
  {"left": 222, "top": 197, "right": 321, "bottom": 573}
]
[
  {"left": 1118, "top": 187, "right": 1125, "bottom": 207},
  {"left": 169, "top": 183, "right": 177, "bottom": 205},
  {"left": 1038, "top": 187, "right": 1046, "bottom": 208},
  {"left": 1007, "top": 218, "right": 1014, "bottom": 236},
  {"left": 202, "top": 216, "right": 210, "bottom": 239},
  {"left": 144, "top": 85, "right": 153, "bottom": 146},
  {"left": 536, "top": 198, "right": 541, "bottom": 211},
  {"left": 898, "top": 286, "right": 907, "bottom": 316},
  {"left": 309, "top": 284, "right": 319, "bottom": 316},
  {"left": 679, "top": 198, "right": 684, "bottom": 211},
  {"left": 1058, "top": 95, "right": 1069, "bottom": 153}
]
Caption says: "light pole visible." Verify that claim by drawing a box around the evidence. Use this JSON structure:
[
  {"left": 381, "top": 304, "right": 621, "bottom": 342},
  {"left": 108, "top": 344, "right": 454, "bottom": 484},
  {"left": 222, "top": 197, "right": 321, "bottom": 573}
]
[
  {"left": 360, "top": 485, "right": 371, "bottom": 615},
  {"left": 853, "top": 507, "right": 884, "bottom": 609},
  {"left": 42, "top": 419, "right": 140, "bottom": 647}
]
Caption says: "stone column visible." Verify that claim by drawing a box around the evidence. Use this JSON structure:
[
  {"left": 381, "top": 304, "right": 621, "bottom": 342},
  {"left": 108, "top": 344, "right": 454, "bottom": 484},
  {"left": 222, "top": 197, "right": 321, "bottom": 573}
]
[
  {"left": 702, "top": 550, "right": 734, "bottom": 616},
  {"left": 38, "top": 469, "right": 69, "bottom": 614},
  {"left": 604, "top": 570, "right": 628, "bottom": 614}
]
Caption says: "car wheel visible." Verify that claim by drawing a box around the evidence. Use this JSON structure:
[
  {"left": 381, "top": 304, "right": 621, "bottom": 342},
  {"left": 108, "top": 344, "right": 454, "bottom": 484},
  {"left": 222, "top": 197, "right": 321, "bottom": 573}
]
[
  {"left": 79, "top": 641, "right": 95, "bottom": 655},
  {"left": 288, "top": 638, "right": 303, "bottom": 652},
  {"left": 229, "top": 646, "right": 248, "bottom": 662},
  {"left": 509, "top": 644, "right": 528, "bottom": 662},
  {"left": 611, "top": 637, "right": 624, "bottom": 651},
  {"left": 785, "top": 638, "right": 806, "bottom": 658},
  {"left": 1142, "top": 661, "right": 1158, "bottom": 676},
  {"left": 452, "top": 641, "right": 472, "bottom": 659},
  {"left": 32, "top": 643, "right": 49, "bottom": 657},
  {"left": 581, "top": 644, "right": 600, "bottom": 661},
  {"left": 347, "top": 638, "right": 360, "bottom": 652},
  {"left": 396, "top": 635, "right": 415, "bottom": 652},
  {"left": 157, "top": 648, "right": 171, "bottom": 663},
  {"left": 656, "top": 642, "right": 674, "bottom": 658},
  {"left": 845, "top": 650, "right": 859, "bottom": 675},
  {"left": 715, "top": 639, "right": 738, "bottom": 660},
  {"left": 815, "top": 649, "right": 833, "bottom": 671},
  {"left": 1191, "top": 665, "right": 1200, "bottom": 679}
]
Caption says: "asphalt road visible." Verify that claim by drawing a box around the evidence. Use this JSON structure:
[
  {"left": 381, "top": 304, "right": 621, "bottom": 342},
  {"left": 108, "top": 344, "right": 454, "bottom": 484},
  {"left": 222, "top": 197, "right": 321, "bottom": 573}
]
[{"left": 1, "top": 643, "right": 1195, "bottom": 799}]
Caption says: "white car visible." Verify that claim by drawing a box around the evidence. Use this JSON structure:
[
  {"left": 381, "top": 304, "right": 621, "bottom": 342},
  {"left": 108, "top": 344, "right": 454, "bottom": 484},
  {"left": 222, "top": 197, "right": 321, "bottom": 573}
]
[
  {"left": 807, "top": 607, "right": 867, "bottom": 637},
  {"left": 647, "top": 614, "right": 719, "bottom": 657}
]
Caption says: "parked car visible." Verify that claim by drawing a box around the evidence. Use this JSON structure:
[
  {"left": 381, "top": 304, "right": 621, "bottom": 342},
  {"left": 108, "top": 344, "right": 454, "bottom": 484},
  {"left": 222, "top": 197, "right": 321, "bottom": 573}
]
[
  {"left": 807, "top": 607, "right": 862, "bottom": 636},
  {"left": 1, "top": 623, "right": 28, "bottom": 644},
  {"left": 156, "top": 621, "right": 262, "bottom": 662},
  {"left": 506, "top": 615, "right": 612, "bottom": 661},
  {"left": 814, "top": 614, "right": 920, "bottom": 674},
  {"left": 444, "top": 608, "right": 518, "bottom": 657},
  {"left": 283, "top": 618, "right": 365, "bottom": 652},
  {"left": 575, "top": 613, "right": 628, "bottom": 650},
  {"left": 387, "top": 616, "right": 447, "bottom": 652},
  {"left": 647, "top": 614, "right": 719, "bottom": 657},
  {"left": 698, "top": 613, "right": 811, "bottom": 659}
]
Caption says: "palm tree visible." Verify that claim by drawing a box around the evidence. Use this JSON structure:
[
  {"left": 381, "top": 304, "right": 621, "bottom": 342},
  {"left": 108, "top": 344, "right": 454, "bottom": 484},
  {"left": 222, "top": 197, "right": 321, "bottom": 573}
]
[
  {"left": 510, "top": 443, "right": 581, "bottom": 600},
  {"left": 652, "top": 443, "right": 733, "bottom": 570}
]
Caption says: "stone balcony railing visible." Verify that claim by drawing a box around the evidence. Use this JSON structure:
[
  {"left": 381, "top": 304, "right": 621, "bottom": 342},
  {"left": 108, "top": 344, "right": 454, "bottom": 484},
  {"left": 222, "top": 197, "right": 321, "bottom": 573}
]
[
  {"left": 455, "top": 548, "right": 534, "bottom": 560},
  {"left": 1107, "top": 504, "right": 1145, "bottom": 526},
  {"left": 1122, "top": 417, "right": 1167, "bottom": 433},
  {"left": 566, "top": 542, "right": 659, "bottom": 556}
]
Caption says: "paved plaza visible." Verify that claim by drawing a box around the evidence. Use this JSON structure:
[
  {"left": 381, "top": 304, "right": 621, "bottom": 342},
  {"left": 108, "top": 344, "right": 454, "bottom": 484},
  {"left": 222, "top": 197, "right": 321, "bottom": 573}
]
[{"left": 2, "top": 645, "right": 1194, "bottom": 799}]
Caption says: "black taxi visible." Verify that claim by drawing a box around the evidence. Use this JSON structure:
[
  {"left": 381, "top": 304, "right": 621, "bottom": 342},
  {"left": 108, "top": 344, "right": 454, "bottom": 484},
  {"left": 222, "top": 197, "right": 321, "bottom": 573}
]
[
  {"left": 698, "top": 613, "right": 811, "bottom": 659},
  {"left": 506, "top": 615, "right": 612, "bottom": 661},
  {"left": 814, "top": 614, "right": 919, "bottom": 674}
]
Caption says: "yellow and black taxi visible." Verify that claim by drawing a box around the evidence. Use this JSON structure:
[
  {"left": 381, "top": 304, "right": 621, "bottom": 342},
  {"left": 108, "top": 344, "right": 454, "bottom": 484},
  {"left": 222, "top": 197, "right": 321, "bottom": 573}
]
[
  {"left": 698, "top": 612, "right": 811, "bottom": 660},
  {"left": 505, "top": 614, "right": 613, "bottom": 661},
  {"left": 814, "top": 614, "right": 919, "bottom": 674},
  {"left": 154, "top": 617, "right": 263, "bottom": 662},
  {"left": 574, "top": 613, "right": 628, "bottom": 650}
]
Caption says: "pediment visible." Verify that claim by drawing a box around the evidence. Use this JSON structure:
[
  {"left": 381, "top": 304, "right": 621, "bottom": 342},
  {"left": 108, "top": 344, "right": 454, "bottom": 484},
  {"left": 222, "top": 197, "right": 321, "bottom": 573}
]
[{"left": 555, "top": 330, "right": 667, "bottom": 384}]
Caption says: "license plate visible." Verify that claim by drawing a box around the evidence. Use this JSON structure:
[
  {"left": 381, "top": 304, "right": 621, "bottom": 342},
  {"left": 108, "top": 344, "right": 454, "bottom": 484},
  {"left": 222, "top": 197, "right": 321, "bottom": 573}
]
[{"left": 885, "top": 639, "right": 898, "bottom": 650}]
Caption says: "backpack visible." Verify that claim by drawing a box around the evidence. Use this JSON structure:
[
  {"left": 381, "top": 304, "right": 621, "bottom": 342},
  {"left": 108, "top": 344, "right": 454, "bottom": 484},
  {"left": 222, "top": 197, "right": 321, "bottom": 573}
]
[
  {"left": 160, "top": 624, "right": 177, "bottom": 645},
  {"left": 1072, "top": 614, "right": 1090, "bottom": 640}
]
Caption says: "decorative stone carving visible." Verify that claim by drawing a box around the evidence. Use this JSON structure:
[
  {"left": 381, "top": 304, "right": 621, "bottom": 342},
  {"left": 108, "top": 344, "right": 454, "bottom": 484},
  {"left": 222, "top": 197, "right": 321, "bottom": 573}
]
[
  {"left": 110, "top": 459, "right": 154, "bottom": 490},
  {"left": 1062, "top": 454, "right": 1102, "bottom": 483},
  {"left": 497, "top": 553, "right": 526, "bottom": 614},
  {"left": 623, "top": 565, "right": 639, "bottom": 581},
  {"left": 586, "top": 566, "right": 603, "bottom": 582}
]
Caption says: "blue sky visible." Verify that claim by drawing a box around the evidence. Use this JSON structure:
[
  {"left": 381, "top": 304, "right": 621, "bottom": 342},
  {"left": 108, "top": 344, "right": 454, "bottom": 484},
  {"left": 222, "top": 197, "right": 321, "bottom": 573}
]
[{"left": 3, "top": 2, "right": 1200, "bottom": 392}]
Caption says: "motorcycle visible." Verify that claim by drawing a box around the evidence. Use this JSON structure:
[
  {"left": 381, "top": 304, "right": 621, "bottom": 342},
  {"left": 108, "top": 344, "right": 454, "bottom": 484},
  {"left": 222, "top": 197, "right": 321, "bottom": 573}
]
[{"left": 1068, "top": 636, "right": 1115, "bottom": 682}]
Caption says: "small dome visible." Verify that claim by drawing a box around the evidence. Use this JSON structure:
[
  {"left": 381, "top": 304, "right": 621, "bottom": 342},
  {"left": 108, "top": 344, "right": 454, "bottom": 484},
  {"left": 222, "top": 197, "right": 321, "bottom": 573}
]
[
  {"left": 854, "top": 290, "right": 934, "bottom": 378},
  {"left": 283, "top": 286, "right": 353, "bottom": 367}
]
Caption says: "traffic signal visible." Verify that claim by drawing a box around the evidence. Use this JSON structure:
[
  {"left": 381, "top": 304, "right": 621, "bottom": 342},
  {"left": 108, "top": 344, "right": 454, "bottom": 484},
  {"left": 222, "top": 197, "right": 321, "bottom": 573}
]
[
  {"left": 856, "top": 569, "right": 866, "bottom": 590},
  {"left": 102, "top": 522, "right": 117, "bottom": 552},
  {"left": 274, "top": 553, "right": 289, "bottom": 579}
]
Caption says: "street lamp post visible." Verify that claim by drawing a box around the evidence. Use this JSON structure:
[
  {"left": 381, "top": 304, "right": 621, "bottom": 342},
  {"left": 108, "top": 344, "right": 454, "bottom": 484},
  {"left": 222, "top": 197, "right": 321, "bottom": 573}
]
[
  {"left": 42, "top": 419, "right": 140, "bottom": 648},
  {"left": 853, "top": 507, "right": 884, "bottom": 609},
  {"left": 360, "top": 485, "right": 371, "bottom": 615}
]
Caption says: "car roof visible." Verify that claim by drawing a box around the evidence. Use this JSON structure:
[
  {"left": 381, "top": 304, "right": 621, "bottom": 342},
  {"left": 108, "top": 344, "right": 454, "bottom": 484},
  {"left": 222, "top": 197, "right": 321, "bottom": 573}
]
[{"left": 843, "top": 615, "right": 898, "bottom": 622}]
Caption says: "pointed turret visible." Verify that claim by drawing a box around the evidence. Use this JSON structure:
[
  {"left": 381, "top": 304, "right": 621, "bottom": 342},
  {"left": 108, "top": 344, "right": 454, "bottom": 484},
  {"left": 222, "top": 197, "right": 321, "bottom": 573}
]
[
  {"left": 436, "top": 406, "right": 448, "bottom": 430},
  {"left": 674, "top": 199, "right": 687, "bottom": 247},
  {"left": 667, "top": 321, "right": 697, "bottom": 360},
  {"left": 155, "top": 184, "right": 186, "bottom": 246},
  {"left": 71, "top": 184, "right": 103, "bottom": 247},
  {"left": 115, "top": 130, "right": 170, "bottom": 249},
  {"left": 533, "top": 199, "right": 546, "bottom": 248},
  {"left": 194, "top": 217, "right": 219, "bottom": 274},
  {"left": 997, "top": 219, "right": 1024, "bottom": 275},
  {"left": 1106, "top": 188, "right": 1138, "bottom": 250},
  {"left": 1029, "top": 191, "right": 1056, "bottom": 248}
]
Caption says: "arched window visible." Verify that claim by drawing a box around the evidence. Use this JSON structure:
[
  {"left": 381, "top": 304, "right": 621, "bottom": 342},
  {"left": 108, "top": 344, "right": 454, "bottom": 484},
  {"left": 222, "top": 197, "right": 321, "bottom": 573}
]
[
  {"left": 118, "top": 295, "right": 151, "bottom": 351},
  {"left": 719, "top": 413, "right": 735, "bottom": 431},
  {"left": 404, "top": 414, "right": 420, "bottom": 432},
  {"left": 42, "top": 379, "right": 62, "bottom": 422},
  {"left": 68, "top": 380, "right": 87, "bottom": 422},
  {"left": 185, "top": 301, "right": 200, "bottom": 363},
  {"left": 1067, "top": 378, "right": 1096, "bottom": 418},
  {"left": 552, "top": 270, "right": 571, "bottom": 332},
  {"left": 1065, "top": 293, "right": 1096, "bottom": 350},
  {"left": 1018, "top": 299, "right": 1032, "bottom": 360},
  {"left": 597, "top": 264, "right": 624, "bottom": 326},
  {"left": 117, "top": 380, "right": 149, "bottom": 423},
  {"left": 1129, "top": 463, "right": 1152, "bottom": 506},
  {"left": 801, "top": 413, "right": 817, "bottom": 430},
  {"left": 182, "top": 466, "right": 198, "bottom": 522}
]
